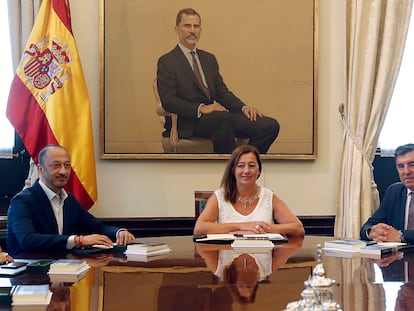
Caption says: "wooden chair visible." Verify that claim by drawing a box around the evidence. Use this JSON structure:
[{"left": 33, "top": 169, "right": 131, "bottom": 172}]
[
  {"left": 152, "top": 79, "right": 214, "bottom": 153},
  {"left": 153, "top": 79, "right": 249, "bottom": 153},
  {"left": 194, "top": 190, "right": 214, "bottom": 219}
]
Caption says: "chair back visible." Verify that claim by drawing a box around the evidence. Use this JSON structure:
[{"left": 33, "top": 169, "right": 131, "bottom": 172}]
[
  {"left": 195, "top": 191, "right": 214, "bottom": 219},
  {"left": 152, "top": 79, "right": 181, "bottom": 149},
  {"left": 152, "top": 79, "right": 234, "bottom": 153},
  {"left": 153, "top": 79, "right": 169, "bottom": 127}
]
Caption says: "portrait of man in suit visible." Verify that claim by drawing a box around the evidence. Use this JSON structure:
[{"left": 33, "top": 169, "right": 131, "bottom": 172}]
[
  {"left": 156, "top": 8, "right": 280, "bottom": 154},
  {"left": 102, "top": 1, "right": 316, "bottom": 158}
]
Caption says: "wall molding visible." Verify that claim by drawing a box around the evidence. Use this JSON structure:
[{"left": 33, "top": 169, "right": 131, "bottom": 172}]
[{"left": 100, "top": 215, "right": 335, "bottom": 237}]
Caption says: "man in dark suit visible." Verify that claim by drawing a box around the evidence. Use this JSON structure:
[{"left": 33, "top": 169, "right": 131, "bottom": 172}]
[
  {"left": 7, "top": 144, "right": 135, "bottom": 256},
  {"left": 360, "top": 143, "right": 414, "bottom": 243},
  {"left": 156, "top": 8, "right": 280, "bottom": 154}
]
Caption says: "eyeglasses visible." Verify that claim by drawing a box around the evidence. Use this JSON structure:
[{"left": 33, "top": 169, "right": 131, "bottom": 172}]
[{"left": 43, "top": 162, "right": 71, "bottom": 170}]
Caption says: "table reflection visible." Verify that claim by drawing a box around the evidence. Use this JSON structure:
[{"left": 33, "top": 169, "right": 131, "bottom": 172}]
[
  {"left": 49, "top": 286, "right": 71, "bottom": 311},
  {"left": 324, "top": 249, "right": 414, "bottom": 311},
  {"left": 1, "top": 236, "right": 322, "bottom": 311},
  {"left": 377, "top": 251, "right": 414, "bottom": 311},
  {"left": 195, "top": 236, "right": 304, "bottom": 305},
  {"left": 395, "top": 283, "right": 414, "bottom": 311},
  {"left": 24, "top": 236, "right": 414, "bottom": 311}
]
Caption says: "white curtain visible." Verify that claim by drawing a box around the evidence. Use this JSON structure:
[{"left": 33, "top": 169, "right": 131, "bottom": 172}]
[
  {"left": 7, "top": 0, "right": 43, "bottom": 69},
  {"left": 7, "top": 0, "right": 43, "bottom": 186},
  {"left": 336, "top": 0, "right": 413, "bottom": 238}
]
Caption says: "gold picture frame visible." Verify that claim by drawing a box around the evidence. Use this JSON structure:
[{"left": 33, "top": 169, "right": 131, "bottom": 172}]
[{"left": 100, "top": 0, "right": 318, "bottom": 160}]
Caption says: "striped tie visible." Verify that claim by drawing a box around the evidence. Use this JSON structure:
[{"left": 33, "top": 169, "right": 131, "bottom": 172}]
[
  {"left": 407, "top": 192, "right": 414, "bottom": 229},
  {"left": 190, "top": 51, "right": 211, "bottom": 99}
]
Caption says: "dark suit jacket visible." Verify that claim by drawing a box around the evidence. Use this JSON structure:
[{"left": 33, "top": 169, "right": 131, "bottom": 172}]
[
  {"left": 360, "top": 182, "right": 414, "bottom": 243},
  {"left": 7, "top": 180, "right": 119, "bottom": 256},
  {"left": 157, "top": 45, "right": 245, "bottom": 138}
]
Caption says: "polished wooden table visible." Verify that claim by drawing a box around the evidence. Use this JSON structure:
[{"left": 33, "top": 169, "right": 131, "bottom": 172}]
[{"left": 2, "top": 235, "right": 414, "bottom": 311}]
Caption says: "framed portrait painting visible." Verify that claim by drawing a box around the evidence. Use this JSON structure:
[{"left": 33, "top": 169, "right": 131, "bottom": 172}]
[{"left": 100, "top": 0, "right": 318, "bottom": 159}]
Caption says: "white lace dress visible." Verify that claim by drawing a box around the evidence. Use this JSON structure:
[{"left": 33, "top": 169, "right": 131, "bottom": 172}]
[{"left": 215, "top": 186, "right": 274, "bottom": 224}]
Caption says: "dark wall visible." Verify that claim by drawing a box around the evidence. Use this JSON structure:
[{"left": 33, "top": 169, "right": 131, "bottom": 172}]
[{"left": 0, "top": 150, "right": 30, "bottom": 215}]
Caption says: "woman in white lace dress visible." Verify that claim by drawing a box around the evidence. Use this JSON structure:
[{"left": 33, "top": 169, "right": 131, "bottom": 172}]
[{"left": 194, "top": 145, "right": 304, "bottom": 236}]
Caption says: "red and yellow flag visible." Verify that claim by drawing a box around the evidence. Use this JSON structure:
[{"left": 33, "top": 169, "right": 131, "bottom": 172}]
[{"left": 6, "top": 0, "right": 97, "bottom": 209}]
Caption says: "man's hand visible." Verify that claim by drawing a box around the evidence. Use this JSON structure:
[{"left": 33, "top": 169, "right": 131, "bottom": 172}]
[
  {"left": 368, "top": 223, "right": 400, "bottom": 242},
  {"left": 242, "top": 106, "right": 263, "bottom": 121},
  {"left": 116, "top": 230, "right": 136, "bottom": 245},
  {"left": 200, "top": 102, "right": 228, "bottom": 115},
  {"left": 0, "top": 252, "right": 13, "bottom": 264},
  {"left": 82, "top": 234, "right": 114, "bottom": 247}
]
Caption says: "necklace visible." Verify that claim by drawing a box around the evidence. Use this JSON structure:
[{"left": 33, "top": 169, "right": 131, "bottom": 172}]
[{"left": 237, "top": 188, "right": 259, "bottom": 209}]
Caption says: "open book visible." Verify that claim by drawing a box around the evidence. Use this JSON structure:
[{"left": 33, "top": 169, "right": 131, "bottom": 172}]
[{"left": 193, "top": 233, "right": 288, "bottom": 244}]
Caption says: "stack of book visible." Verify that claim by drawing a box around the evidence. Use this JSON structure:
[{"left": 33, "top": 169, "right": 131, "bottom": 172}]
[
  {"left": 324, "top": 239, "right": 369, "bottom": 251},
  {"left": 359, "top": 242, "right": 413, "bottom": 259},
  {"left": 359, "top": 244, "right": 396, "bottom": 259},
  {"left": 231, "top": 238, "right": 275, "bottom": 253},
  {"left": 124, "top": 242, "right": 171, "bottom": 261},
  {"left": 323, "top": 239, "right": 407, "bottom": 259},
  {"left": 12, "top": 284, "right": 52, "bottom": 307},
  {"left": 324, "top": 239, "right": 372, "bottom": 258},
  {"left": 47, "top": 259, "right": 90, "bottom": 282}
]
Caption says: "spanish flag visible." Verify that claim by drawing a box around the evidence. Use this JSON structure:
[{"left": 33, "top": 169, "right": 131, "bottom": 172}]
[{"left": 6, "top": 0, "right": 97, "bottom": 209}]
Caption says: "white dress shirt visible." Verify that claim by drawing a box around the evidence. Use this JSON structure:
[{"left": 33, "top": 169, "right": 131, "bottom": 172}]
[{"left": 38, "top": 180, "right": 77, "bottom": 248}]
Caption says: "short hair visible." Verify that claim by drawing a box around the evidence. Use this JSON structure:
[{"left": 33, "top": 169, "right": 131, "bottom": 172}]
[
  {"left": 38, "top": 144, "right": 68, "bottom": 166},
  {"left": 176, "top": 8, "right": 201, "bottom": 26},
  {"left": 395, "top": 144, "right": 414, "bottom": 158},
  {"left": 220, "top": 145, "right": 262, "bottom": 203}
]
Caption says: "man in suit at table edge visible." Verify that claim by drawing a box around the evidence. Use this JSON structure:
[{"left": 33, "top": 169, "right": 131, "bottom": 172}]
[
  {"left": 7, "top": 144, "right": 135, "bottom": 256},
  {"left": 361, "top": 143, "right": 414, "bottom": 244},
  {"left": 156, "top": 8, "right": 280, "bottom": 154}
]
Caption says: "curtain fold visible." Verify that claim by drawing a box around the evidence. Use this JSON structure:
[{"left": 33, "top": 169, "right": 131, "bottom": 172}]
[
  {"left": 350, "top": 260, "right": 385, "bottom": 311},
  {"left": 7, "top": 0, "right": 43, "bottom": 187},
  {"left": 336, "top": 0, "right": 413, "bottom": 238},
  {"left": 7, "top": 0, "right": 43, "bottom": 69}
]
